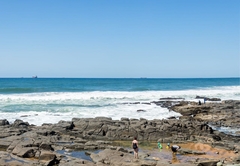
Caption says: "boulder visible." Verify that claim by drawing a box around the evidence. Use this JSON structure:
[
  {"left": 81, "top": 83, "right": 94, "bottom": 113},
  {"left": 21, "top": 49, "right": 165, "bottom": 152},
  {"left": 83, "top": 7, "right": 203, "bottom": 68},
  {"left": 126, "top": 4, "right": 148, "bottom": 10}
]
[
  {"left": 39, "top": 142, "right": 54, "bottom": 151},
  {"left": 12, "top": 119, "right": 29, "bottom": 127},
  {"left": 17, "top": 147, "right": 37, "bottom": 158},
  {"left": 0, "top": 119, "right": 9, "bottom": 126}
]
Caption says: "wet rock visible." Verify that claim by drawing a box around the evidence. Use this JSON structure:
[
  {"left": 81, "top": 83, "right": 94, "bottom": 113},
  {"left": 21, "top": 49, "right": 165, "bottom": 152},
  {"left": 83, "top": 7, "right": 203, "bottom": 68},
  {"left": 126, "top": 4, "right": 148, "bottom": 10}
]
[
  {"left": 179, "top": 148, "right": 206, "bottom": 155},
  {"left": 168, "top": 116, "right": 177, "bottom": 119},
  {"left": 195, "top": 96, "right": 221, "bottom": 101},
  {"left": 160, "top": 97, "right": 185, "bottom": 100},
  {"left": 171, "top": 100, "right": 240, "bottom": 133},
  {"left": 197, "top": 159, "right": 219, "bottom": 166},
  {"left": 137, "top": 109, "right": 146, "bottom": 112}
]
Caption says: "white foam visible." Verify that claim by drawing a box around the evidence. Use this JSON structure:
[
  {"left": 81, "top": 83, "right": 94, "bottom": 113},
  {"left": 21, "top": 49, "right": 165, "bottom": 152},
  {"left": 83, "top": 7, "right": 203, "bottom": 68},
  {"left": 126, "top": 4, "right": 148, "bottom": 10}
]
[
  {"left": 209, "top": 125, "right": 240, "bottom": 136},
  {"left": 0, "top": 86, "right": 239, "bottom": 126},
  {"left": 0, "top": 106, "right": 181, "bottom": 126}
]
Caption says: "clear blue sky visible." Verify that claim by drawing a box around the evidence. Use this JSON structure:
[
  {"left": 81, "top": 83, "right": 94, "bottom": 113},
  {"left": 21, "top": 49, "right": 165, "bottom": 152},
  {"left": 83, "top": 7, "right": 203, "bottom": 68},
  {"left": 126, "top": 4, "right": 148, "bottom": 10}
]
[{"left": 0, "top": 0, "right": 239, "bottom": 78}]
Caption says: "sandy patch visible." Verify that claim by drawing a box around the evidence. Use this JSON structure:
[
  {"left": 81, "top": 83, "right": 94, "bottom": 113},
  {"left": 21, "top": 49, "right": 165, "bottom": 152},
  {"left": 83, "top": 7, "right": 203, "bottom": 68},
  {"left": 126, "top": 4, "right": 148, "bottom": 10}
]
[{"left": 113, "top": 141, "right": 238, "bottom": 164}]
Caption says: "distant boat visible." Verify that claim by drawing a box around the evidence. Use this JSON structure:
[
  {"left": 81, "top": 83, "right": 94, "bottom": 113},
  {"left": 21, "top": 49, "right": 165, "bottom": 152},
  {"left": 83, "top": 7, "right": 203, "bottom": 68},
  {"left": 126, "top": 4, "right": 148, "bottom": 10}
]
[{"left": 32, "top": 76, "right": 38, "bottom": 78}]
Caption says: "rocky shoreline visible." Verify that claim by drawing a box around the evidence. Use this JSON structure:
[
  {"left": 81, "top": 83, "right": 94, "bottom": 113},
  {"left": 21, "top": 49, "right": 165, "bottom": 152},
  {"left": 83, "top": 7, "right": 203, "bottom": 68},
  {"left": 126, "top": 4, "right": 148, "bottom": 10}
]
[{"left": 0, "top": 99, "right": 240, "bottom": 166}]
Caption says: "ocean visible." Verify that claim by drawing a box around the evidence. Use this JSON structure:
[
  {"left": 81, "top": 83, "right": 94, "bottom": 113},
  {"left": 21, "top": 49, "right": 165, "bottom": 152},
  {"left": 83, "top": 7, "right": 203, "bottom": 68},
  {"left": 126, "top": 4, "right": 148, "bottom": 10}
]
[{"left": 0, "top": 78, "right": 239, "bottom": 126}]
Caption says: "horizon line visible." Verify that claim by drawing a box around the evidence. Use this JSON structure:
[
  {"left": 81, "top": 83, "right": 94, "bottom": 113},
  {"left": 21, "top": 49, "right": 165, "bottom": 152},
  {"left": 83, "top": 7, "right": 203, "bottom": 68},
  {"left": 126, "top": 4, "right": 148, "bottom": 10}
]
[{"left": 0, "top": 77, "right": 239, "bottom": 79}]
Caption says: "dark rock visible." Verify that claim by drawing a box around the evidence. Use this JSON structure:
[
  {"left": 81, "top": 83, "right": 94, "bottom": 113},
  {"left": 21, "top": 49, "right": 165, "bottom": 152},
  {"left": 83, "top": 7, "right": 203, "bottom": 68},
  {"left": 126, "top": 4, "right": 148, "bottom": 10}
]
[
  {"left": 142, "top": 102, "right": 151, "bottom": 105},
  {"left": 12, "top": 119, "right": 29, "bottom": 127},
  {"left": 0, "top": 99, "right": 239, "bottom": 166},
  {"left": 18, "top": 147, "right": 37, "bottom": 158},
  {"left": 195, "top": 96, "right": 221, "bottom": 101},
  {"left": 212, "top": 135, "right": 221, "bottom": 141},
  {"left": 168, "top": 116, "right": 177, "bottom": 119},
  {"left": 0, "top": 119, "right": 9, "bottom": 126},
  {"left": 160, "top": 97, "right": 185, "bottom": 100},
  {"left": 40, "top": 142, "right": 54, "bottom": 151},
  {"left": 12, "top": 145, "right": 37, "bottom": 158},
  {"left": 121, "top": 117, "right": 129, "bottom": 121},
  {"left": 137, "top": 109, "right": 146, "bottom": 112}
]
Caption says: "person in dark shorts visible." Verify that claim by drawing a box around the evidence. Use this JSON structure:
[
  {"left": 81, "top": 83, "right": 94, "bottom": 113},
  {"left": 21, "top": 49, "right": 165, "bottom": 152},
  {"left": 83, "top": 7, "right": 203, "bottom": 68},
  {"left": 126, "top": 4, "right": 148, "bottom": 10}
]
[
  {"left": 132, "top": 137, "right": 139, "bottom": 159},
  {"left": 171, "top": 145, "right": 181, "bottom": 153}
]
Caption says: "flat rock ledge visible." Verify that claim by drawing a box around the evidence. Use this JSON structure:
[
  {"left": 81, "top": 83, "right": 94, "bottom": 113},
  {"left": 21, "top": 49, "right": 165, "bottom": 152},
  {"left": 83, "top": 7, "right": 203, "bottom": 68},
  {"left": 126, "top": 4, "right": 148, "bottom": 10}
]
[
  {"left": 0, "top": 117, "right": 239, "bottom": 166},
  {"left": 0, "top": 100, "right": 239, "bottom": 165}
]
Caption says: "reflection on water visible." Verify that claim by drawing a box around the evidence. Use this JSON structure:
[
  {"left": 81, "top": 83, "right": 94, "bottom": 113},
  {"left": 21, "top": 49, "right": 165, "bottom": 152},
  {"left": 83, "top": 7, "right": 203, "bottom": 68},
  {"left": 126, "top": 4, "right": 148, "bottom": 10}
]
[{"left": 172, "top": 153, "right": 180, "bottom": 164}]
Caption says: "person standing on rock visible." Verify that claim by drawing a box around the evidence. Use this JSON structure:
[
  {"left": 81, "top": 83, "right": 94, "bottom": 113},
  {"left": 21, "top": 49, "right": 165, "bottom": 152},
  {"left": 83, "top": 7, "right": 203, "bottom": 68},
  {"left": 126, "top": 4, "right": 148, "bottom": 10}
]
[{"left": 132, "top": 137, "right": 139, "bottom": 159}]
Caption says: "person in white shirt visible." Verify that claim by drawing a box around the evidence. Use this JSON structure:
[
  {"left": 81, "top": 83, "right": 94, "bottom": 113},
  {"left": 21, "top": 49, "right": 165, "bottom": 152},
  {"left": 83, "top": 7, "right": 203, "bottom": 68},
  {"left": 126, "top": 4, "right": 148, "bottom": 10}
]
[{"left": 171, "top": 145, "right": 181, "bottom": 153}]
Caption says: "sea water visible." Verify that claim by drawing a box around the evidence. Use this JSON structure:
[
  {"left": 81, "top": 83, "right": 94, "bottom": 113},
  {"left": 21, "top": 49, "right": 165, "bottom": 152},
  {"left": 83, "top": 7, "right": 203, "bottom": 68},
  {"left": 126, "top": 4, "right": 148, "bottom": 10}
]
[{"left": 0, "top": 78, "right": 239, "bottom": 126}]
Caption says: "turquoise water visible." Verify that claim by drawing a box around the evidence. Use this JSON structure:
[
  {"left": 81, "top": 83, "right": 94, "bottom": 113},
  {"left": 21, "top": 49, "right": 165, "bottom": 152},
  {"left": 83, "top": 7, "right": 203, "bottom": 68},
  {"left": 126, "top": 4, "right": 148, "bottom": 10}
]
[
  {"left": 0, "top": 78, "right": 239, "bottom": 93},
  {"left": 0, "top": 78, "right": 239, "bottom": 125}
]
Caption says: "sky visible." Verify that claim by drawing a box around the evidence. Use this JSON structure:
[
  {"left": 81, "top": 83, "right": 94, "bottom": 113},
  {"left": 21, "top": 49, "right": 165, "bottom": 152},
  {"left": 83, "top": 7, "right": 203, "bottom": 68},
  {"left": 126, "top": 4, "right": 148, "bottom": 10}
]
[{"left": 0, "top": 0, "right": 239, "bottom": 78}]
